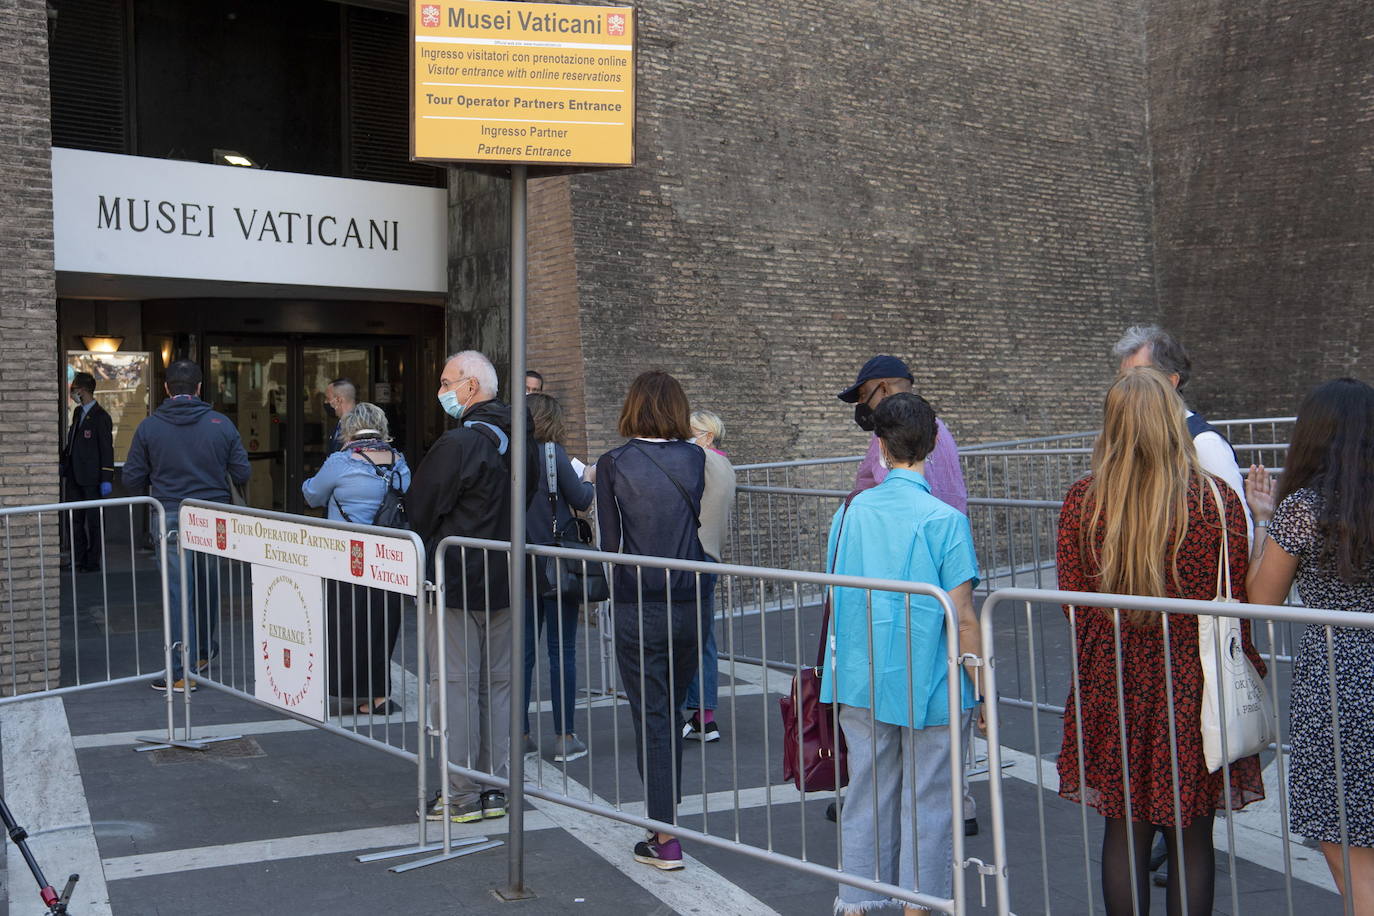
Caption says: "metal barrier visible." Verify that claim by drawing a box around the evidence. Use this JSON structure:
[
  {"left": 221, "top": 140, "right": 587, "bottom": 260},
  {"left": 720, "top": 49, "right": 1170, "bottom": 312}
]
[
  {"left": 0, "top": 496, "right": 177, "bottom": 743},
  {"left": 431, "top": 535, "right": 978, "bottom": 913},
  {"left": 980, "top": 587, "right": 1364, "bottom": 916},
  {"left": 166, "top": 500, "right": 459, "bottom": 867}
]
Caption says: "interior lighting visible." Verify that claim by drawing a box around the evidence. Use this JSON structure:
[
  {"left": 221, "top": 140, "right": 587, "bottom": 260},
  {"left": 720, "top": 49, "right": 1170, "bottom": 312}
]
[
  {"left": 215, "top": 149, "right": 258, "bottom": 168},
  {"left": 82, "top": 335, "right": 124, "bottom": 353}
]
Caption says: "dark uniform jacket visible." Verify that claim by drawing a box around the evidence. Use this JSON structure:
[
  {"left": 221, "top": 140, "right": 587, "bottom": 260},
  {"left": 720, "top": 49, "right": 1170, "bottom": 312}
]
[
  {"left": 408, "top": 399, "right": 539, "bottom": 611},
  {"left": 61, "top": 401, "right": 115, "bottom": 488}
]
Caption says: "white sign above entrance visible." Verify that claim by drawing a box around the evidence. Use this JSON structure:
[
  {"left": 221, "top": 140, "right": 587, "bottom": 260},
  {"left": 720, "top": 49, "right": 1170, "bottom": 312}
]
[{"left": 52, "top": 148, "right": 447, "bottom": 294}]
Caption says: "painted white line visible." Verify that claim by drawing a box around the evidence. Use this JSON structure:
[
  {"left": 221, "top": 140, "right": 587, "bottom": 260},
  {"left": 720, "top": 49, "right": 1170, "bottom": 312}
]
[
  {"left": 3, "top": 698, "right": 112, "bottom": 915},
  {"left": 101, "top": 813, "right": 558, "bottom": 882},
  {"left": 527, "top": 759, "right": 782, "bottom": 916},
  {"left": 993, "top": 745, "right": 1338, "bottom": 894}
]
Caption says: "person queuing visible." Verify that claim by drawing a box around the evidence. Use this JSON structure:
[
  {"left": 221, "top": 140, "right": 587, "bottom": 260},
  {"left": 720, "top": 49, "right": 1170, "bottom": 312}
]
[
  {"left": 407, "top": 350, "right": 538, "bottom": 825},
  {"left": 821, "top": 392, "right": 981, "bottom": 916},
  {"left": 123, "top": 359, "right": 250, "bottom": 692},
  {"left": 325, "top": 377, "right": 358, "bottom": 453},
  {"left": 521, "top": 393, "right": 595, "bottom": 763},
  {"left": 525, "top": 370, "right": 545, "bottom": 396},
  {"left": 302, "top": 402, "right": 411, "bottom": 717},
  {"left": 1056, "top": 368, "right": 1265, "bottom": 916},
  {"left": 1246, "top": 378, "right": 1374, "bottom": 912},
  {"left": 682, "top": 409, "right": 735, "bottom": 744},
  {"left": 595, "top": 370, "right": 708, "bottom": 872},
  {"left": 61, "top": 370, "right": 114, "bottom": 573}
]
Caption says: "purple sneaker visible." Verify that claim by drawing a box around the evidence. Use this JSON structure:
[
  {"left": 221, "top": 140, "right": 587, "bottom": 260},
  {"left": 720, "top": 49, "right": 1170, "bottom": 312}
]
[{"left": 633, "top": 833, "right": 685, "bottom": 871}]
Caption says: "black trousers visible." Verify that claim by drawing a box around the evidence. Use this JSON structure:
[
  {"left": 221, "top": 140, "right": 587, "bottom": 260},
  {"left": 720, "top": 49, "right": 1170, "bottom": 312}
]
[
  {"left": 66, "top": 481, "right": 102, "bottom": 568},
  {"left": 613, "top": 599, "right": 704, "bottom": 825},
  {"left": 325, "top": 583, "right": 404, "bottom": 701}
]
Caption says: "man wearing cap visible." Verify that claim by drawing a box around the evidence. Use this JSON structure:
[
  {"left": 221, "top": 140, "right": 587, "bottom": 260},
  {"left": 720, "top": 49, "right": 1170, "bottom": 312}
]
[{"left": 838, "top": 355, "right": 968, "bottom": 514}]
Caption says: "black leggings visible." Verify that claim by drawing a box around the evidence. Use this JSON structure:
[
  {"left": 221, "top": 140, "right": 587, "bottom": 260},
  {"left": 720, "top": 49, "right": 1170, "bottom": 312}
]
[{"left": 1101, "top": 815, "right": 1215, "bottom": 916}]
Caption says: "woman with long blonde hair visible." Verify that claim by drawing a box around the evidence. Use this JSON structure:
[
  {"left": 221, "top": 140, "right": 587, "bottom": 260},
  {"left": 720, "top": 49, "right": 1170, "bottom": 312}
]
[{"left": 1056, "top": 368, "right": 1265, "bottom": 915}]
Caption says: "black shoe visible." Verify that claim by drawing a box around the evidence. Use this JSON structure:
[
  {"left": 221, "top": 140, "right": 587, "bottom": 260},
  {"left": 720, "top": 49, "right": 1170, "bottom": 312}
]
[
  {"left": 682, "top": 714, "right": 720, "bottom": 742},
  {"left": 825, "top": 800, "right": 839, "bottom": 822},
  {"left": 965, "top": 817, "right": 979, "bottom": 837}
]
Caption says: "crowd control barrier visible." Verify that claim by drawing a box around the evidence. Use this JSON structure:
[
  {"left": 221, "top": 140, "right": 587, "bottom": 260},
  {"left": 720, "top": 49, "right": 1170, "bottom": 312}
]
[
  {"left": 979, "top": 587, "right": 1365, "bottom": 916},
  {"left": 432, "top": 535, "right": 982, "bottom": 913}
]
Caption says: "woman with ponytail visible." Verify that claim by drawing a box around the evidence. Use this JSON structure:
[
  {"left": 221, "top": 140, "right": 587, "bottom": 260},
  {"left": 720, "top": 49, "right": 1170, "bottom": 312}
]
[{"left": 1056, "top": 368, "right": 1265, "bottom": 915}]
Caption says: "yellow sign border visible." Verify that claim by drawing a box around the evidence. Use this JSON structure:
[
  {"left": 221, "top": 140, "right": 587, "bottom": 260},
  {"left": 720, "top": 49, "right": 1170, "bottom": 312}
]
[{"left": 409, "top": 0, "right": 636, "bottom": 169}]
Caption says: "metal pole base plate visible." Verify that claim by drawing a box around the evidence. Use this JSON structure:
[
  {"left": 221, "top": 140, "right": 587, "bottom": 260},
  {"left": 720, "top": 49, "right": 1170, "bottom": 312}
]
[
  {"left": 388, "top": 838, "right": 503, "bottom": 873},
  {"left": 133, "top": 734, "right": 243, "bottom": 752},
  {"left": 492, "top": 884, "right": 537, "bottom": 902}
]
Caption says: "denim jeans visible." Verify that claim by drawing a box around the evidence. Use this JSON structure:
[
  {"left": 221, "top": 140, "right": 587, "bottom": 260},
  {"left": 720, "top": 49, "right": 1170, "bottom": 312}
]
[
  {"left": 836, "top": 704, "right": 954, "bottom": 911},
  {"left": 613, "top": 598, "right": 703, "bottom": 824},
  {"left": 523, "top": 593, "right": 580, "bottom": 736},
  {"left": 683, "top": 574, "right": 718, "bottom": 713},
  {"left": 167, "top": 522, "right": 219, "bottom": 680}
]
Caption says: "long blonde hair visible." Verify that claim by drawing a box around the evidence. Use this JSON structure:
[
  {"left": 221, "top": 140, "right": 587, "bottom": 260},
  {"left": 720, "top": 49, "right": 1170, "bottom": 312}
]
[{"left": 1082, "top": 368, "right": 1204, "bottom": 625}]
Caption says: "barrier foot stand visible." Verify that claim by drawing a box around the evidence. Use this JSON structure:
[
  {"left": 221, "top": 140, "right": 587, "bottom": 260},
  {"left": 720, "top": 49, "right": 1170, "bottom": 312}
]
[
  {"left": 386, "top": 838, "right": 504, "bottom": 873},
  {"left": 132, "top": 734, "right": 243, "bottom": 753},
  {"left": 493, "top": 884, "right": 536, "bottom": 902},
  {"left": 356, "top": 843, "right": 448, "bottom": 864},
  {"left": 966, "top": 761, "right": 1015, "bottom": 778}
]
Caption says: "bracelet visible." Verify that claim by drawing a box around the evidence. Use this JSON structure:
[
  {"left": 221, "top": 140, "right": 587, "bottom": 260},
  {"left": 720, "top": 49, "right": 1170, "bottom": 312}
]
[{"left": 1256, "top": 520, "right": 1270, "bottom": 529}]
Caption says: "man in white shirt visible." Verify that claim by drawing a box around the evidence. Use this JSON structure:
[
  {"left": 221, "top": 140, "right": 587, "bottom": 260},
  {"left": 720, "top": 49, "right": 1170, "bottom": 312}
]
[{"left": 1113, "top": 325, "right": 1253, "bottom": 539}]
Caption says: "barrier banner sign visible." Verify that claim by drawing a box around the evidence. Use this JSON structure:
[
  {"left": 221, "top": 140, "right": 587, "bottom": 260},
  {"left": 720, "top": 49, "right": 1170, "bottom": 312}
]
[
  {"left": 411, "top": 0, "right": 635, "bottom": 166},
  {"left": 252, "top": 567, "right": 326, "bottom": 721},
  {"left": 177, "top": 506, "right": 419, "bottom": 597}
]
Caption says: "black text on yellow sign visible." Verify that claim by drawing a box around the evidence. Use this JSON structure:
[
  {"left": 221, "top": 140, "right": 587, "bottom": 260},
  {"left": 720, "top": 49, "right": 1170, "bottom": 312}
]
[{"left": 411, "top": 1, "right": 635, "bottom": 167}]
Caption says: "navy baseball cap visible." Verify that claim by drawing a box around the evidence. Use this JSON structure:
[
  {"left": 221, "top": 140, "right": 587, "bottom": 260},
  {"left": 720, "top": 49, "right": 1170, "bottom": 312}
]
[{"left": 836, "top": 355, "right": 914, "bottom": 402}]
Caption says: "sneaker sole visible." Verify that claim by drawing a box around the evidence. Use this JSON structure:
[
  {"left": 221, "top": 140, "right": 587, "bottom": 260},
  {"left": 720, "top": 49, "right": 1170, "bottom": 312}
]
[
  {"left": 452, "top": 811, "right": 486, "bottom": 823},
  {"left": 481, "top": 807, "right": 506, "bottom": 819},
  {"left": 634, "top": 854, "right": 684, "bottom": 871},
  {"left": 684, "top": 732, "right": 719, "bottom": 742},
  {"left": 554, "top": 749, "right": 588, "bottom": 763}
]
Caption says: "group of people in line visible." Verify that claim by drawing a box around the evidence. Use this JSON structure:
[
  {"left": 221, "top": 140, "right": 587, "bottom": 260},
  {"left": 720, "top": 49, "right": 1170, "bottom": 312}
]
[{"left": 108, "top": 325, "right": 1374, "bottom": 915}]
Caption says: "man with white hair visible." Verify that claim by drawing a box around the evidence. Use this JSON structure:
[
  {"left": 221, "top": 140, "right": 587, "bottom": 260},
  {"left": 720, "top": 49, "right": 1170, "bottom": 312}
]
[
  {"left": 1114, "top": 325, "right": 1252, "bottom": 539},
  {"left": 408, "top": 350, "right": 538, "bottom": 824}
]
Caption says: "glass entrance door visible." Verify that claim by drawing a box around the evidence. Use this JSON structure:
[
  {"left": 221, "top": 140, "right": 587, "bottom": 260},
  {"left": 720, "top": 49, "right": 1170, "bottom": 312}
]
[{"left": 208, "top": 340, "right": 289, "bottom": 511}]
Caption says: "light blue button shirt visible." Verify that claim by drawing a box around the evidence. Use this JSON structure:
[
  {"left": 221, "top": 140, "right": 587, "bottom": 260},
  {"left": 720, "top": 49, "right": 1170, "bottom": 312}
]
[{"left": 819, "top": 469, "right": 979, "bottom": 729}]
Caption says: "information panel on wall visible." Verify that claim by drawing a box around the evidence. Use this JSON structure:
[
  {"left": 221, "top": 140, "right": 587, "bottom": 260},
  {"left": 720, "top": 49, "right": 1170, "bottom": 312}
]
[{"left": 411, "top": 1, "right": 635, "bottom": 166}]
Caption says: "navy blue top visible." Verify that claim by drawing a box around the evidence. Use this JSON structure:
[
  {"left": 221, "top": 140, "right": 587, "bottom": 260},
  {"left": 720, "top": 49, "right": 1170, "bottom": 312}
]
[
  {"left": 123, "top": 395, "right": 251, "bottom": 513},
  {"left": 527, "top": 441, "right": 595, "bottom": 545},
  {"left": 595, "top": 439, "right": 706, "bottom": 603}
]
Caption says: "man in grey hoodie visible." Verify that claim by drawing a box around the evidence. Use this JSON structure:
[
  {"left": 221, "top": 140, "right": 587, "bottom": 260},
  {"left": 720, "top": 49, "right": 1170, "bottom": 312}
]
[{"left": 123, "top": 359, "right": 250, "bottom": 691}]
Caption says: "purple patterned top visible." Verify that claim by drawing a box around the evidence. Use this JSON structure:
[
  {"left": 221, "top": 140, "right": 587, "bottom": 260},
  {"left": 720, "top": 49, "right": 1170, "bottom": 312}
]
[{"left": 853, "top": 417, "right": 968, "bottom": 514}]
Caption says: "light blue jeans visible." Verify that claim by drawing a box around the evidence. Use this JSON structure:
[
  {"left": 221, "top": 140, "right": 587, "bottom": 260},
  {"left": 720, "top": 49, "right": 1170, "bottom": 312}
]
[{"left": 836, "top": 704, "right": 954, "bottom": 913}]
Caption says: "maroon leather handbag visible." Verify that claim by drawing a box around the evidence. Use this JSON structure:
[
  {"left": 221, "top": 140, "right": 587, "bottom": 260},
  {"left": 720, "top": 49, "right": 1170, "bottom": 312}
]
[{"left": 779, "top": 508, "right": 849, "bottom": 792}]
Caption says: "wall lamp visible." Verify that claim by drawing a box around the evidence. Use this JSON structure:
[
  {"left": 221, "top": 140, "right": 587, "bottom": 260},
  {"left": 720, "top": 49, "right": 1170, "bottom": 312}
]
[{"left": 215, "top": 149, "right": 259, "bottom": 168}]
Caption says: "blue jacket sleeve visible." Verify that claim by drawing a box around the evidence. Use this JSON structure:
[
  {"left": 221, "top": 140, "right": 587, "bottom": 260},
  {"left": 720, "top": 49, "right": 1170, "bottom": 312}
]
[
  {"left": 122, "top": 425, "right": 149, "bottom": 493},
  {"left": 226, "top": 427, "right": 251, "bottom": 485},
  {"left": 302, "top": 454, "right": 345, "bottom": 508},
  {"left": 555, "top": 444, "right": 594, "bottom": 511},
  {"left": 594, "top": 452, "right": 621, "bottom": 552}
]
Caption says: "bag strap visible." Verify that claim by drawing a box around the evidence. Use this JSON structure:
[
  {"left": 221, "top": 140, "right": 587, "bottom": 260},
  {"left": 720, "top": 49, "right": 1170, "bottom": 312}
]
[
  {"left": 330, "top": 492, "right": 356, "bottom": 525},
  {"left": 627, "top": 441, "right": 700, "bottom": 527},
  {"left": 545, "top": 442, "right": 559, "bottom": 539},
  {"left": 1204, "top": 476, "right": 1233, "bottom": 601},
  {"left": 816, "top": 505, "right": 850, "bottom": 669}
]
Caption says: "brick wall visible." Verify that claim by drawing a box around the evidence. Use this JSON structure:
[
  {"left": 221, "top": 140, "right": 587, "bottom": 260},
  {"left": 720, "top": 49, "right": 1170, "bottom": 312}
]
[
  {"left": 536, "top": 0, "right": 1157, "bottom": 464},
  {"left": 447, "top": 166, "right": 513, "bottom": 386},
  {"left": 0, "top": 0, "right": 61, "bottom": 694},
  {"left": 1147, "top": 0, "right": 1374, "bottom": 419}
]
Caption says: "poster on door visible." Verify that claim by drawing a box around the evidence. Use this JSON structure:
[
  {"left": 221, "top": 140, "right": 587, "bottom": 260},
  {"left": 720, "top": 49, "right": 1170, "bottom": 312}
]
[{"left": 252, "top": 566, "right": 326, "bottom": 722}]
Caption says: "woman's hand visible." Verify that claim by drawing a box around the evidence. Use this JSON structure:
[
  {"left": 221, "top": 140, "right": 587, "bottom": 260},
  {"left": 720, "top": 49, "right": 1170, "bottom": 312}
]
[{"left": 1245, "top": 464, "right": 1276, "bottom": 524}]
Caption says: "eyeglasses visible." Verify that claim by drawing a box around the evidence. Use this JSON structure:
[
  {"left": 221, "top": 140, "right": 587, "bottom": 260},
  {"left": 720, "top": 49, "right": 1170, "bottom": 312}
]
[{"left": 439, "top": 375, "right": 472, "bottom": 392}]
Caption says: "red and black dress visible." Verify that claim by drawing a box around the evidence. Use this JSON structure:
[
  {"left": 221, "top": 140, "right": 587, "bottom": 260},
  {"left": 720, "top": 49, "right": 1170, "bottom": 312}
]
[{"left": 1055, "top": 474, "right": 1265, "bottom": 826}]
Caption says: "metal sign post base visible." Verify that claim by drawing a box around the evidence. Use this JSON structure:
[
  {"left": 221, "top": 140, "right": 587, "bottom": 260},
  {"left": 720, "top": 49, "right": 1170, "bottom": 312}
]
[
  {"left": 133, "top": 734, "right": 243, "bottom": 753},
  {"left": 492, "top": 884, "right": 537, "bottom": 902},
  {"left": 385, "top": 838, "right": 504, "bottom": 873}
]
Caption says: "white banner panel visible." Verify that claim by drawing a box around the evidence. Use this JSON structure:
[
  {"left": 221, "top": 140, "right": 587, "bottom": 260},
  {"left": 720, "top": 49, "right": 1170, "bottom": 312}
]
[
  {"left": 252, "top": 567, "right": 326, "bottom": 721},
  {"left": 52, "top": 148, "right": 447, "bottom": 293},
  {"left": 178, "top": 505, "right": 420, "bottom": 597}
]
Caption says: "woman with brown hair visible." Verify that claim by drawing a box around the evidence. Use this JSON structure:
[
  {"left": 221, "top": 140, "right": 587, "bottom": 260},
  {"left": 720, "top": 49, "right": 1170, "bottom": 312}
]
[
  {"left": 1246, "top": 378, "right": 1374, "bottom": 912},
  {"left": 1056, "top": 368, "right": 1265, "bottom": 915},
  {"left": 595, "top": 370, "right": 708, "bottom": 872}
]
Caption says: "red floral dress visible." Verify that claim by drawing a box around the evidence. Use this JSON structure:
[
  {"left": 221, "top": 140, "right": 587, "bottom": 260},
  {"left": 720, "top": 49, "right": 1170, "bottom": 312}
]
[{"left": 1056, "top": 474, "right": 1266, "bottom": 826}]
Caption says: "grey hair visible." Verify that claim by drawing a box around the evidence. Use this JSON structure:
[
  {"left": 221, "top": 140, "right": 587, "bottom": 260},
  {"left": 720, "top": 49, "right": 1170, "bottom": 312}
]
[
  {"left": 1112, "top": 324, "right": 1192, "bottom": 390},
  {"left": 445, "top": 350, "right": 499, "bottom": 397},
  {"left": 328, "top": 377, "right": 357, "bottom": 404},
  {"left": 340, "top": 402, "right": 391, "bottom": 442},
  {"left": 690, "top": 409, "right": 725, "bottom": 447}
]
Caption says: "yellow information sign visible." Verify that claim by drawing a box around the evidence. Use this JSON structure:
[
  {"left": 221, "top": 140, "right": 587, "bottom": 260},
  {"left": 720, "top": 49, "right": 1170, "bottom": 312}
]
[{"left": 411, "top": 1, "right": 635, "bottom": 167}]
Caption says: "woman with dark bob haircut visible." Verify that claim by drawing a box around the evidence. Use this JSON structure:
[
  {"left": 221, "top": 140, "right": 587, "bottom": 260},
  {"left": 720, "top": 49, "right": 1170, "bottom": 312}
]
[
  {"left": 1246, "top": 378, "right": 1374, "bottom": 911},
  {"left": 595, "top": 370, "right": 708, "bottom": 872}
]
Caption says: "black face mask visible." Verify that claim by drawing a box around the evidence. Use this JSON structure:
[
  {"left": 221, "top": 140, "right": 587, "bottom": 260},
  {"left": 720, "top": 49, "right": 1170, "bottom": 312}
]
[
  {"left": 854, "top": 402, "right": 876, "bottom": 432},
  {"left": 323, "top": 403, "right": 337, "bottom": 420}
]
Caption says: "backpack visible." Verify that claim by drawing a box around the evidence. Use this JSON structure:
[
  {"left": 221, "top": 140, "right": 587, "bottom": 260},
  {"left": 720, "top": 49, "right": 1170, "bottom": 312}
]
[{"left": 331, "top": 450, "right": 408, "bottom": 530}]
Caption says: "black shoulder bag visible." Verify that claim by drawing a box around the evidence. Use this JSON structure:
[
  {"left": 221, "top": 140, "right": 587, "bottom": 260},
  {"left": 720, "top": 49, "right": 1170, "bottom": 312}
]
[{"left": 539, "top": 443, "right": 609, "bottom": 603}]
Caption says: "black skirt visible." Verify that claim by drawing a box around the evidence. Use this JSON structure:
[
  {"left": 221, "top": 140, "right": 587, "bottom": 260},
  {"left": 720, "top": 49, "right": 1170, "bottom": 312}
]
[{"left": 324, "top": 582, "right": 405, "bottom": 700}]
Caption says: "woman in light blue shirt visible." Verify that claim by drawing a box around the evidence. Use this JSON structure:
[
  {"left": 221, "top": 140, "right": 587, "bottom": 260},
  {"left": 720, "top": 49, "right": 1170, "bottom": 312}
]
[
  {"left": 303, "top": 403, "right": 411, "bottom": 716},
  {"left": 821, "top": 393, "right": 982, "bottom": 915}
]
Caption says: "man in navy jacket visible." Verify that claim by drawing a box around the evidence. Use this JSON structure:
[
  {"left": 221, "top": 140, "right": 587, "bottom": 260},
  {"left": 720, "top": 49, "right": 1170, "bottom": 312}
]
[
  {"left": 61, "top": 371, "right": 115, "bottom": 571},
  {"left": 123, "top": 360, "right": 249, "bottom": 691}
]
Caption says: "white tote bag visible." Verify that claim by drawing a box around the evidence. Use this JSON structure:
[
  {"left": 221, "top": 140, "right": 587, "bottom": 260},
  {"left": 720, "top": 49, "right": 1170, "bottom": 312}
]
[{"left": 1198, "top": 477, "right": 1276, "bottom": 773}]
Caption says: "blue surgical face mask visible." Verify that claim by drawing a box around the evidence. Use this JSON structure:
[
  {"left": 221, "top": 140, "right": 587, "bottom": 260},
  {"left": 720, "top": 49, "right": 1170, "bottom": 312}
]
[{"left": 438, "top": 389, "right": 464, "bottom": 419}]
